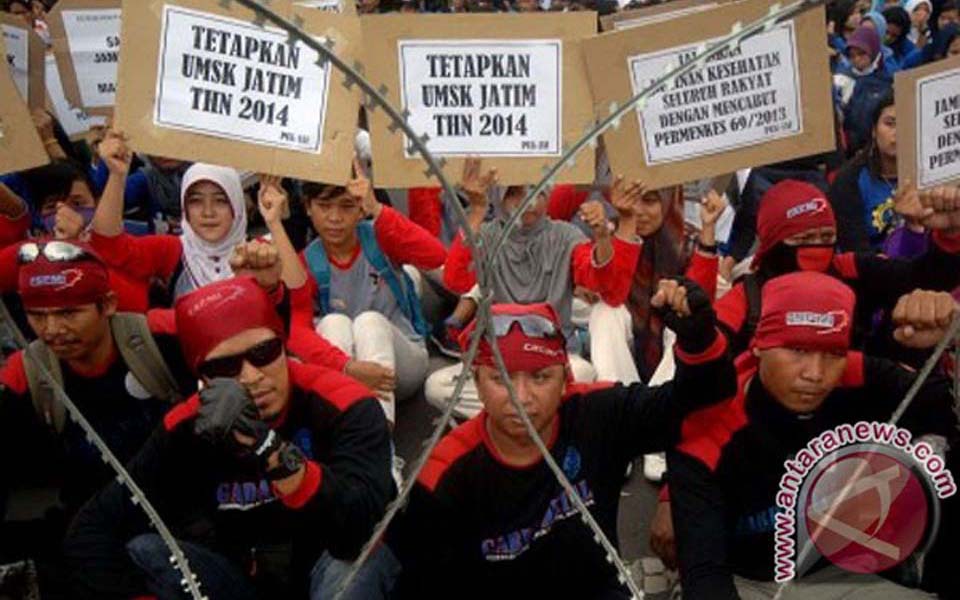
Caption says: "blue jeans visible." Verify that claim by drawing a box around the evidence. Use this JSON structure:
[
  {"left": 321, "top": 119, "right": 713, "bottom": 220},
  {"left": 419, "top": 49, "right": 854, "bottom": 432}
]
[
  {"left": 126, "top": 533, "right": 399, "bottom": 600},
  {"left": 308, "top": 544, "right": 401, "bottom": 600}
]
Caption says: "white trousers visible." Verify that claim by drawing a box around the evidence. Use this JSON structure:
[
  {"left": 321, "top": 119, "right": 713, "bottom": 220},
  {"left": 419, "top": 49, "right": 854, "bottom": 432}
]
[
  {"left": 588, "top": 303, "right": 677, "bottom": 386},
  {"left": 424, "top": 354, "right": 596, "bottom": 421},
  {"left": 316, "top": 312, "right": 429, "bottom": 426}
]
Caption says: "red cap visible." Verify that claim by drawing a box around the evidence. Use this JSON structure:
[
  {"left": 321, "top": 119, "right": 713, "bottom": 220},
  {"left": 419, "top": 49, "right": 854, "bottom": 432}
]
[
  {"left": 174, "top": 277, "right": 284, "bottom": 373},
  {"left": 460, "top": 303, "right": 567, "bottom": 373},
  {"left": 754, "top": 272, "right": 855, "bottom": 353},
  {"left": 754, "top": 180, "right": 836, "bottom": 267},
  {"left": 18, "top": 242, "right": 111, "bottom": 309}
]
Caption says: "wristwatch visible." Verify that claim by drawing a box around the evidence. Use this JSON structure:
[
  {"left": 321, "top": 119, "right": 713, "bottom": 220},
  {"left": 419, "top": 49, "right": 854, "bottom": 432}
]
[
  {"left": 266, "top": 442, "right": 306, "bottom": 482},
  {"left": 697, "top": 240, "right": 719, "bottom": 254}
]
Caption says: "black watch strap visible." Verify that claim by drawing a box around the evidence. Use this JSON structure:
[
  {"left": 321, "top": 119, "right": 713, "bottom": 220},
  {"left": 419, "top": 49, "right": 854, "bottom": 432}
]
[{"left": 697, "top": 240, "right": 719, "bottom": 253}]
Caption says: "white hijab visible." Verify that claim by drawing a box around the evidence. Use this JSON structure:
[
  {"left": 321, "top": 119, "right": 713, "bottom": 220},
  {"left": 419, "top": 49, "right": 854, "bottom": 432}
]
[{"left": 179, "top": 163, "right": 247, "bottom": 290}]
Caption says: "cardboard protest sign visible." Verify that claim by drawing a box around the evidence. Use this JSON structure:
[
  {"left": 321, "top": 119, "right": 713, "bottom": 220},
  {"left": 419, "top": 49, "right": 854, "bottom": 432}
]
[
  {"left": 600, "top": 0, "right": 730, "bottom": 32},
  {"left": 583, "top": 0, "right": 834, "bottom": 190},
  {"left": 362, "top": 13, "right": 596, "bottom": 187},
  {"left": 116, "top": 0, "right": 359, "bottom": 183},
  {"left": 896, "top": 54, "right": 960, "bottom": 190},
  {"left": 48, "top": 0, "right": 121, "bottom": 115},
  {"left": 45, "top": 54, "right": 107, "bottom": 139},
  {"left": 0, "top": 35, "right": 49, "bottom": 174},
  {"left": 295, "top": 0, "right": 357, "bottom": 15},
  {"left": 1, "top": 14, "right": 45, "bottom": 108}
]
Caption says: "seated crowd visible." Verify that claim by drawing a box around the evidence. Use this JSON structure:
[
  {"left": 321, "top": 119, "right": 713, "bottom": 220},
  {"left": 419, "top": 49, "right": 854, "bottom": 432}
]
[{"left": 2, "top": 0, "right": 960, "bottom": 599}]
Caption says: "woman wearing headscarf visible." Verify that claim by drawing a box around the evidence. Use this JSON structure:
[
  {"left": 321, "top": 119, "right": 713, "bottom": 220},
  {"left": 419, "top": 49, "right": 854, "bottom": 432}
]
[
  {"left": 860, "top": 9, "right": 902, "bottom": 73},
  {"left": 833, "top": 24, "right": 894, "bottom": 153},
  {"left": 828, "top": 91, "right": 899, "bottom": 252},
  {"left": 883, "top": 5, "right": 924, "bottom": 67},
  {"left": 588, "top": 186, "right": 724, "bottom": 385},
  {"left": 424, "top": 160, "right": 643, "bottom": 420},
  {"left": 904, "top": 0, "right": 933, "bottom": 45},
  {"left": 89, "top": 131, "right": 248, "bottom": 306}
]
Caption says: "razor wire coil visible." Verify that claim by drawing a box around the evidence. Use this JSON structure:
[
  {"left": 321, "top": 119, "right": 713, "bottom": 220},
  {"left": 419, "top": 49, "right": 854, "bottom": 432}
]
[{"left": 19, "top": 2, "right": 960, "bottom": 600}]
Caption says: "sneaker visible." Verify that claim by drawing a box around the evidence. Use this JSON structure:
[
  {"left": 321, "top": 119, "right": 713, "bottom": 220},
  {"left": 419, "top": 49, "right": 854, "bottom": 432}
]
[
  {"left": 644, "top": 453, "right": 667, "bottom": 482},
  {"left": 430, "top": 332, "right": 461, "bottom": 359},
  {"left": 633, "top": 556, "right": 681, "bottom": 598}
]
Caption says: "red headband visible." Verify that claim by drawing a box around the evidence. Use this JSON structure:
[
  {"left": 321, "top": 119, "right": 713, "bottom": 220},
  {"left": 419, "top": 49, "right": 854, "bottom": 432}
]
[
  {"left": 174, "top": 277, "right": 285, "bottom": 373},
  {"left": 754, "top": 272, "right": 855, "bottom": 353},
  {"left": 460, "top": 303, "right": 568, "bottom": 373},
  {"left": 754, "top": 180, "right": 836, "bottom": 267},
  {"left": 18, "top": 243, "right": 111, "bottom": 309}
]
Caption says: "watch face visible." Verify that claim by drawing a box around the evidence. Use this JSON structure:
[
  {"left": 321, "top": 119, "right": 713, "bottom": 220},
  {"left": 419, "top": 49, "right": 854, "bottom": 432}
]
[{"left": 282, "top": 445, "right": 305, "bottom": 471}]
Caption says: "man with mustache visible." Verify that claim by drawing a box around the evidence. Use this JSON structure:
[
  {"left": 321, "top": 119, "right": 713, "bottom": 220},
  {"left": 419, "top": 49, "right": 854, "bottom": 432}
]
[
  {"left": 388, "top": 277, "right": 736, "bottom": 599},
  {"left": 63, "top": 275, "right": 396, "bottom": 599},
  {"left": 0, "top": 241, "right": 196, "bottom": 598},
  {"left": 668, "top": 271, "right": 960, "bottom": 599}
]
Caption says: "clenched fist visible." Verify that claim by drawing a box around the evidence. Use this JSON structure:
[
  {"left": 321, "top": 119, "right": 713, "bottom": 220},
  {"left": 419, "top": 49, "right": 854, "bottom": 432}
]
[{"left": 892, "top": 289, "right": 958, "bottom": 349}]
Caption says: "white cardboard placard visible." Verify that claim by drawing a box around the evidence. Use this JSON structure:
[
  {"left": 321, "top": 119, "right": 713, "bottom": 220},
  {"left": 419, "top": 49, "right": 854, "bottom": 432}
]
[{"left": 398, "top": 38, "right": 562, "bottom": 157}]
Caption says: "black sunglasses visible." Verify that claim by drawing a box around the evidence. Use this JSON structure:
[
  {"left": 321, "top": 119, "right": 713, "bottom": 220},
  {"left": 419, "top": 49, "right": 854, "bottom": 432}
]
[{"left": 198, "top": 337, "right": 284, "bottom": 379}]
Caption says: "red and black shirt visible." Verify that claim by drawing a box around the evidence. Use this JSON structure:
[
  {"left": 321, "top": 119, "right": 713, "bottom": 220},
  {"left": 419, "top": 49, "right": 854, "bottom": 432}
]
[
  {"left": 388, "top": 335, "right": 735, "bottom": 600},
  {"left": 63, "top": 362, "right": 394, "bottom": 599}
]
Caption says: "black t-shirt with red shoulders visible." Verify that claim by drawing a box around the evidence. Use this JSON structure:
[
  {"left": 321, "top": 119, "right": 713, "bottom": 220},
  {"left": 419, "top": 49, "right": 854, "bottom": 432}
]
[
  {"left": 387, "top": 335, "right": 736, "bottom": 600},
  {"left": 667, "top": 353, "right": 960, "bottom": 599},
  {"left": 714, "top": 231, "right": 960, "bottom": 359},
  {"left": 63, "top": 362, "right": 394, "bottom": 599}
]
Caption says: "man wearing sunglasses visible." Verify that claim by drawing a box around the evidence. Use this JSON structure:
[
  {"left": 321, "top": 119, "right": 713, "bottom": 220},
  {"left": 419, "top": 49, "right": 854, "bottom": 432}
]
[
  {"left": 0, "top": 240, "right": 293, "bottom": 590},
  {"left": 64, "top": 276, "right": 396, "bottom": 600},
  {"left": 0, "top": 241, "right": 197, "bottom": 596},
  {"left": 0, "top": 241, "right": 197, "bottom": 506},
  {"left": 387, "top": 278, "right": 736, "bottom": 599}
]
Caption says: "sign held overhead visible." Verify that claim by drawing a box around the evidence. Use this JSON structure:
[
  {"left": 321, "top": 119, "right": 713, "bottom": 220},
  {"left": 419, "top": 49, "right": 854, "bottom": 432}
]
[
  {"left": 48, "top": 0, "right": 122, "bottom": 115},
  {"left": 362, "top": 12, "right": 596, "bottom": 188},
  {"left": 896, "top": 54, "right": 960, "bottom": 190},
  {"left": 116, "top": 0, "right": 360, "bottom": 183},
  {"left": 582, "top": 0, "right": 834, "bottom": 190}
]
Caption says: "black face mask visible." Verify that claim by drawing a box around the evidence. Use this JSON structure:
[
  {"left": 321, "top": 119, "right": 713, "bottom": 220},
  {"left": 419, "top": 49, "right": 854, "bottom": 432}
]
[{"left": 758, "top": 243, "right": 835, "bottom": 280}]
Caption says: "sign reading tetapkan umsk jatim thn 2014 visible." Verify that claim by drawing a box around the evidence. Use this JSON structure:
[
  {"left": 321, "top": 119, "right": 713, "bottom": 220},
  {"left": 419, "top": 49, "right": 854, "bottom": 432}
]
[
  {"left": 628, "top": 21, "right": 802, "bottom": 165},
  {"left": 154, "top": 5, "right": 331, "bottom": 153},
  {"left": 399, "top": 39, "right": 562, "bottom": 157}
]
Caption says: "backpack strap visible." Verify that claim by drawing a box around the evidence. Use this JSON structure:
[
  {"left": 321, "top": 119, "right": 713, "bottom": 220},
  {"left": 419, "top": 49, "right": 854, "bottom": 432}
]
[
  {"left": 356, "top": 222, "right": 429, "bottom": 337},
  {"left": 742, "top": 274, "right": 763, "bottom": 349},
  {"left": 0, "top": 297, "right": 27, "bottom": 349},
  {"left": 22, "top": 340, "right": 66, "bottom": 433},
  {"left": 110, "top": 313, "right": 182, "bottom": 405},
  {"left": 304, "top": 238, "right": 332, "bottom": 315}
]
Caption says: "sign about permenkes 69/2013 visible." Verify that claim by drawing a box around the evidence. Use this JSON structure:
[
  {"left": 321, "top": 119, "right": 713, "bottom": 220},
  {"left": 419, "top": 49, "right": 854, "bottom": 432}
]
[
  {"left": 399, "top": 39, "right": 562, "bottom": 157},
  {"left": 154, "top": 5, "right": 331, "bottom": 153},
  {"left": 628, "top": 21, "right": 802, "bottom": 165}
]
